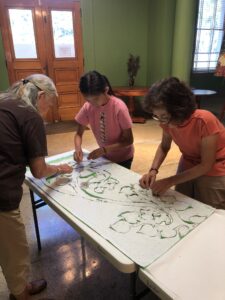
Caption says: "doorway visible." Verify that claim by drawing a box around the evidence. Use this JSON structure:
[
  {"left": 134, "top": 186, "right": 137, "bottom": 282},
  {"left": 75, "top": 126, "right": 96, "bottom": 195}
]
[{"left": 0, "top": 0, "right": 84, "bottom": 122}]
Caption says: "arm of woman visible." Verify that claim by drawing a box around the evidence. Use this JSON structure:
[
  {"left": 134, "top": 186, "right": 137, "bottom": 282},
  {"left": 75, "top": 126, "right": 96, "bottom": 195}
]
[
  {"left": 74, "top": 123, "right": 86, "bottom": 163},
  {"left": 139, "top": 131, "right": 172, "bottom": 189},
  {"left": 88, "top": 128, "right": 133, "bottom": 160},
  {"left": 151, "top": 133, "right": 218, "bottom": 195},
  {"left": 29, "top": 157, "right": 73, "bottom": 179}
]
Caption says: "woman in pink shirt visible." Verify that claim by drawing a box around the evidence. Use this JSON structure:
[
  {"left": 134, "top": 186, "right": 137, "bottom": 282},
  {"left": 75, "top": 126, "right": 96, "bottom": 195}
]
[
  {"left": 140, "top": 77, "right": 225, "bottom": 208},
  {"left": 74, "top": 70, "right": 134, "bottom": 169}
]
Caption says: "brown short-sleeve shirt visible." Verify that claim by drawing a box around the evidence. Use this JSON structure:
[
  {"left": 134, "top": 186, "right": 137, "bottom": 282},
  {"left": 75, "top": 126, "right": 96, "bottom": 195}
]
[{"left": 0, "top": 98, "right": 48, "bottom": 211}]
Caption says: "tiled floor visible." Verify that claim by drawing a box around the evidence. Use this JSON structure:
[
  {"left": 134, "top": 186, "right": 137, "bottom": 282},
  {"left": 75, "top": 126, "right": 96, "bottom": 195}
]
[{"left": 0, "top": 100, "right": 224, "bottom": 300}]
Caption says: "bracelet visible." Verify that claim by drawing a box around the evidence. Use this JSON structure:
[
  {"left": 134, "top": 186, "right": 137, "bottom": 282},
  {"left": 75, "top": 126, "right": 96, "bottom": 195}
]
[
  {"left": 149, "top": 167, "right": 158, "bottom": 174},
  {"left": 102, "top": 147, "right": 107, "bottom": 154}
]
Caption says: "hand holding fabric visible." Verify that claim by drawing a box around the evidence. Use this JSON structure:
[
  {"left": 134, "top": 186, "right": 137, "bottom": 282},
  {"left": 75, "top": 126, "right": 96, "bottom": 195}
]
[
  {"left": 57, "top": 163, "right": 73, "bottom": 174},
  {"left": 88, "top": 147, "right": 105, "bottom": 160},
  {"left": 74, "top": 149, "right": 83, "bottom": 163},
  {"left": 139, "top": 172, "right": 157, "bottom": 189},
  {"left": 150, "top": 177, "right": 173, "bottom": 196}
]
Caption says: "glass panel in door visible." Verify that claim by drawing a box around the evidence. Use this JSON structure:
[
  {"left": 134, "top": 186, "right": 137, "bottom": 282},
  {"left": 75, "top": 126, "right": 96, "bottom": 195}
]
[
  {"left": 51, "top": 10, "right": 75, "bottom": 58},
  {"left": 8, "top": 9, "right": 37, "bottom": 59}
]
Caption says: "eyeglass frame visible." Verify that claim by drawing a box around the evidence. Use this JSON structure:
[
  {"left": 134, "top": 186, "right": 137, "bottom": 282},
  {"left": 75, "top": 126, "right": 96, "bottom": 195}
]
[{"left": 152, "top": 114, "right": 171, "bottom": 124}]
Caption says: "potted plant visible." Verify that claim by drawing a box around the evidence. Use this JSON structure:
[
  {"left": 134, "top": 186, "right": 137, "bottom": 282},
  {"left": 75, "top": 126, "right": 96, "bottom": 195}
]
[{"left": 127, "top": 54, "right": 140, "bottom": 87}]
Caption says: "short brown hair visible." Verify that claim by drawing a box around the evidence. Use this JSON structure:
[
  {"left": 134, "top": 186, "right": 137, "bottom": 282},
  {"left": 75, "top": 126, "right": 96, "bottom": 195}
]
[{"left": 143, "top": 77, "right": 196, "bottom": 122}]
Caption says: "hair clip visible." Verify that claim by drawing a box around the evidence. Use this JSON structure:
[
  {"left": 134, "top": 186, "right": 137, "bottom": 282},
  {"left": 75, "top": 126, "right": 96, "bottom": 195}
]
[{"left": 22, "top": 79, "right": 29, "bottom": 85}]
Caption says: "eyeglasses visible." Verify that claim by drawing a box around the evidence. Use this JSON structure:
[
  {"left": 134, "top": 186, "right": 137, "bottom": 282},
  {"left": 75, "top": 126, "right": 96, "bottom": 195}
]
[{"left": 152, "top": 114, "right": 171, "bottom": 124}]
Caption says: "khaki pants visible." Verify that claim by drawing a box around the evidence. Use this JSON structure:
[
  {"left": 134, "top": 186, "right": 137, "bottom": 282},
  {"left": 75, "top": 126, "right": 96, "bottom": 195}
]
[
  {"left": 0, "top": 209, "right": 30, "bottom": 295},
  {"left": 176, "top": 175, "right": 225, "bottom": 209}
]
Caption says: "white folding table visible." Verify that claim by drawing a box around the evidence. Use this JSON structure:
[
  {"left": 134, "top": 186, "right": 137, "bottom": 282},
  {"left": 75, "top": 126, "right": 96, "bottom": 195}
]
[
  {"left": 139, "top": 210, "right": 225, "bottom": 300},
  {"left": 25, "top": 150, "right": 218, "bottom": 300}
]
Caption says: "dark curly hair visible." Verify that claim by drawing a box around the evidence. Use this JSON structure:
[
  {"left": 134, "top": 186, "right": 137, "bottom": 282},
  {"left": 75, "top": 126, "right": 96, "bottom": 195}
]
[
  {"left": 79, "top": 70, "right": 114, "bottom": 96},
  {"left": 143, "top": 77, "right": 196, "bottom": 122}
]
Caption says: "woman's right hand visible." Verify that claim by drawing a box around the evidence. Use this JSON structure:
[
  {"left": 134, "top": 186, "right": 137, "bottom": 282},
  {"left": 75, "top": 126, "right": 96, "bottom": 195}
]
[
  {"left": 58, "top": 163, "right": 73, "bottom": 174},
  {"left": 74, "top": 149, "right": 83, "bottom": 163},
  {"left": 139, "top": 171, "right": 157, "bottom": 189}
]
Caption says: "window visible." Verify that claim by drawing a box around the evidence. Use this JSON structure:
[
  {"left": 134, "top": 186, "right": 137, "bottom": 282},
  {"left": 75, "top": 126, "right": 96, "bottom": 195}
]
[
  {"left": 193, "top": 0, "right": 225, "bottom": 72},
  {"left": 9, "top": 9, "right": 37, "bottom": 59},
  {"left": 51, "top": 10, "right": 75, "bottom": 58}
]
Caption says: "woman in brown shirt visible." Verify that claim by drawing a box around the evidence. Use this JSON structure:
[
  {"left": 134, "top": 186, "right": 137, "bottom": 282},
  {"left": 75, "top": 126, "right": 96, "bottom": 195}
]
[{"left": 0, "top": 74, "right": 72, "bottom": 300}]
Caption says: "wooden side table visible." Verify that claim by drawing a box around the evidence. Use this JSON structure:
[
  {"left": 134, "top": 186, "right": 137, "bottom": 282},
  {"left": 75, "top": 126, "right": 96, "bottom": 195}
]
[
  {"left": 113, "top": 86, "right": 149, "bottom": 123},
  {"left": 192, "top": 89, "right": 217, "bottom": 108}
]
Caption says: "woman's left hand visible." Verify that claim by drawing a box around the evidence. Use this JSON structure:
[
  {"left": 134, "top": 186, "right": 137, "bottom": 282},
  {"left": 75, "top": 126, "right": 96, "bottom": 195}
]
[
  {"left": 150, "top": 177, "right": 173, "bottom": 196},
  {"left": 88, "top": 147, "right": 105, "bottom": 160}
]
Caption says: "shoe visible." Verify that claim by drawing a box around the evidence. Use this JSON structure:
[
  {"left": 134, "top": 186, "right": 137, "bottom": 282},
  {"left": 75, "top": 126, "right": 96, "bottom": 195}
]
[
  {"left": 9, "top": 279, "right": 47, "bottom": 299},
  {"left": 28, "top": 279, "right": 47, "bottom": 295}
]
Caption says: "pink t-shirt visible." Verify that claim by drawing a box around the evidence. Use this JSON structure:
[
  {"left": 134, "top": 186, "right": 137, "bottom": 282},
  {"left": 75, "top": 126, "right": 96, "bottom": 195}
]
[
  {"left": 161, "top": 110, "right": 225, "bottom": 176},
  {"left": 75, "top": 95, "right": 134, "bottom": 163}
]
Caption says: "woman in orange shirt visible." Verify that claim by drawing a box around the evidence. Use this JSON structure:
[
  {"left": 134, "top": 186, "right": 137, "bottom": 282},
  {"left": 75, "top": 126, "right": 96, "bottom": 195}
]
[{"left": 140, "top": 77, "right": 225, "bottom": 209}]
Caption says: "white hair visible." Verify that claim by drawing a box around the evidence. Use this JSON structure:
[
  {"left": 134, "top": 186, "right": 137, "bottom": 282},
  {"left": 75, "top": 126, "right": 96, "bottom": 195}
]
[{"left": 0, "top": 74, "right": 58, "bottom": 110}]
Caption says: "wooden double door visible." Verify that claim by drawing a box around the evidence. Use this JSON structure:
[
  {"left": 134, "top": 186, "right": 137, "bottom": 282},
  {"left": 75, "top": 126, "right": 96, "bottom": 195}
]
[{"left": 0, "top": 0, "right": 84, "bottom": 121}]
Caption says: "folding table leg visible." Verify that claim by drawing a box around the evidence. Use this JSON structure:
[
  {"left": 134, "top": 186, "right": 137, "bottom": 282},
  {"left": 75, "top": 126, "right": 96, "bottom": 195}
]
[
  {"left": 80, "top": 236, "right": 86, "bottom": 279},
  {"left": 130, "top": 271, "right": 137, "bottom": 300},
  {"left": 30, "top": 189, "right": 42, "bottom": 251}
]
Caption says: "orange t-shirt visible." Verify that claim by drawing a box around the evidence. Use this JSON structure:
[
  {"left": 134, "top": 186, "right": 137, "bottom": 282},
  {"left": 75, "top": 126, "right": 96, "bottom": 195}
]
[{"left": 161, "top": 109, "right": 225, "bottom": 176}]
